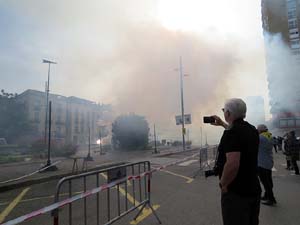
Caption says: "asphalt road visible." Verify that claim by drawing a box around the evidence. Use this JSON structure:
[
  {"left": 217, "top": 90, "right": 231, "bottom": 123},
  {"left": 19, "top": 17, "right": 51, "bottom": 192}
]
[{"left": 1, "top": 149, "right": 300, "bottom": 225}]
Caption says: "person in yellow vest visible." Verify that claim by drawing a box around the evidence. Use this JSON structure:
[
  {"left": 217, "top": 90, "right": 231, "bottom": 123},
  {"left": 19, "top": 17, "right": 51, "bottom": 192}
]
[{"left": 257, "top": 124, "right": 277, "bottom": 206}]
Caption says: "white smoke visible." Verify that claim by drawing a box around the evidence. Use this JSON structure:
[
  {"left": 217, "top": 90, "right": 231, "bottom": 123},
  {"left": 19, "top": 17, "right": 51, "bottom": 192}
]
[{"left": 0, "top": 0, "right": 270, "bottom": 144}]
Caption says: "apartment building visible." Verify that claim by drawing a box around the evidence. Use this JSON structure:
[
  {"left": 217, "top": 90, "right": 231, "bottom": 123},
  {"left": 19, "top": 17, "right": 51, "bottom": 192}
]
[
  {"left": 17, "top": 89, "right": 112, "bottom": 145},
  {"left": 262, "top": 0, "right": 300, "bottom": 132}
]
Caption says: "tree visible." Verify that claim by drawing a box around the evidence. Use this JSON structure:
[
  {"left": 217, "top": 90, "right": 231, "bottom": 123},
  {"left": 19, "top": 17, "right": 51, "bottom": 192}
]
[
  {"left": 0, "top": 90, "right": 33, "bottom": 143},
  {"left": 112, "top": 114, "right": 149, "bottom": 150}
]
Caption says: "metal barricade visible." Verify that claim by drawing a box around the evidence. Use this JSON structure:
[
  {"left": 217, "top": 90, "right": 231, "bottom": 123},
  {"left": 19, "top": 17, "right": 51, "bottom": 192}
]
[
  {"left": 193, "top": 145, "right": 218, "bottom": 178},
  {"left": 52, "top": 161, "right": 161, "bottom": 225}
]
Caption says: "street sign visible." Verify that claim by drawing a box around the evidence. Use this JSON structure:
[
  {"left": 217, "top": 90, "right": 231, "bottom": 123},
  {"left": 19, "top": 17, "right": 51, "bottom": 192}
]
[{"left": 175, "top": 114, "right": 192, "bottom": 125}]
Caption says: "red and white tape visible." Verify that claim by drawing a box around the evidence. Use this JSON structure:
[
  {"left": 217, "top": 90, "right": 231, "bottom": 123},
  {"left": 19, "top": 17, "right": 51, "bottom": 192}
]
[
  {"left": 0, "top": 161, "right": 62, "bottom": 185},
  {"left": 1, "top": 151, "right": 200, "bottom": 225}
]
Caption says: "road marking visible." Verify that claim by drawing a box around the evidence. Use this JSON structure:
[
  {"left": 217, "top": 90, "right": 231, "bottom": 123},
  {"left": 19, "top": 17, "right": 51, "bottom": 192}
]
[
  {"left": 160, "top": 169, "right": 194, "bottom": 183},
  {"left": 100, "top": 173, "right": 160, "bottom": 224},
  {"left": 0, "top": 187, "right": 30, "bottom": 223},
  {"left": 178, "top": 160, "right": 198, "bottom": 166},
  {"left": 129, "top": 205, "right": 160, "bottom": 225},
  {"left": 0, "top": 191, "right": 83, "bottom": 207}
]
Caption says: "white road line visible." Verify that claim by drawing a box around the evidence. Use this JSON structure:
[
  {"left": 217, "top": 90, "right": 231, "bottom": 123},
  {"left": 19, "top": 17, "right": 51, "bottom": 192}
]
[{"left": 178, "top": 160, "right": 198, "bottom": 166}]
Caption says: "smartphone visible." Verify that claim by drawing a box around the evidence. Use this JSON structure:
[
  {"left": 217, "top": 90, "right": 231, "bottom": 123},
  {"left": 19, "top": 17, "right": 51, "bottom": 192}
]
[{"left": 203, "top": 116, "right": 215, "bottom": 123}]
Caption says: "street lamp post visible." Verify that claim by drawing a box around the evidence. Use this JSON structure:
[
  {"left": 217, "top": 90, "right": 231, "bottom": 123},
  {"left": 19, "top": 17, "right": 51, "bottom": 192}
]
[
  {"left": 40, "top": 101, "right": 58, "bottom": 171},
  {"left": 99, "top": 129, "right": 104, "bottom": 155},
  {"left": 43, "top": 59, "right": 57, "bottom": 145},
  {"left": 200, "top": 126, "right": 203, "bottom": 148},
  {"left": 47, "top": 101, "right": 52, "bottom": 166},
  {"left": 179, "top": 56, "right": 186, "bottom": 151},
  {"left": 153, "top": 124, "right": 158, "bottom": 154},
  {"left": 40, "top": 59, "right": 58, "bottom": 172},
  {"left": 86, "top": 126, "right": 94, "bottom": 161}
]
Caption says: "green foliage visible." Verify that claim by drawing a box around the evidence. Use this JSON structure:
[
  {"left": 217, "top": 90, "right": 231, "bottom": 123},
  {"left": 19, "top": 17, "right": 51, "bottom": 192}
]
[
  {"left": 0, "top": 90, "right": 33, "bottom": 143},
  {"left": 112, "top": 114, "right": 149, "bottom": 150},
  {"left": 0, "top": 155, "right": 24, "bottom": 164}
]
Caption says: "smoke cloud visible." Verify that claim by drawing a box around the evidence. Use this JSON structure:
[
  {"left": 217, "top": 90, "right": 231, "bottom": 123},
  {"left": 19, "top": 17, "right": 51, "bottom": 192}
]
[{"left": 0, "top": 0, "right": 269, "bottom": 143}]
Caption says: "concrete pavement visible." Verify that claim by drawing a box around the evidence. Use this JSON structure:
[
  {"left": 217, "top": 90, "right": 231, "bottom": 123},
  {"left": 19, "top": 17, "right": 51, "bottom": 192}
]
[
  {"left": 1, "top": 148, "right": 300, "bottom": 225},
  {"left": 0, "top": 146, "right": 187, "bottom": 192}
]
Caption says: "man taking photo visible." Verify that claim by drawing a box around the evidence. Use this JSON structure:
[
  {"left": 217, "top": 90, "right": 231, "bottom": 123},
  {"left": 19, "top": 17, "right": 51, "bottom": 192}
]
[{"left": 210, "top": 98, "right": 261, "bottom": 225}]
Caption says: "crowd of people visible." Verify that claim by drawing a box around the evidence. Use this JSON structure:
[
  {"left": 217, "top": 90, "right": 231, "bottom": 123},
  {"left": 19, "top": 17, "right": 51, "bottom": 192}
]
[{"left": 269, "top": 133, "right": 300, "bottom": 175}]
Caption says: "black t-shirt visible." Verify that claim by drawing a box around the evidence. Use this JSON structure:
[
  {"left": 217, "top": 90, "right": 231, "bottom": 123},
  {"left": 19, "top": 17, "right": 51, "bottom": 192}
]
[{"left": 216, "top": 119, "right": 261, "bottom": 196}]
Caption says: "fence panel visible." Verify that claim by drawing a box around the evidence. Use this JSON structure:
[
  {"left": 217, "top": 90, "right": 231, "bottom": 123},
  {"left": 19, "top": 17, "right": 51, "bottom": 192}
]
[{"left": 53, "top": 161, "right": 161, "bottom": 225}]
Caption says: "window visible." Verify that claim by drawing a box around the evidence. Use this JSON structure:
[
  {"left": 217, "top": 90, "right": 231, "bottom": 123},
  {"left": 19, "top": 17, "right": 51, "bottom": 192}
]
[
  {"left": 34, "top": 111, "right": 40, "bottom": 122},
  {"left": 74, "top": 126, "right": 79, "bottom": 133},
  {"left": 288, "top": 9, "right": 297, "bottom": 20},
  {"left": 287, "top": 0, "right": 297, "bottom": 10},
  {"left": 34, "top": 105, "right": 41, "bottom": 111},
  {"left": 55, "top": 126, "right": 62, "bottom": 137},
  {"left": 289, "top": 28, "right": 299, "bottom": 34},
  {"left": 279, "top": 120, "right": 288, "bottom": 127},
  {"left": 289, "top": 29, "right": 299, "bottom": 38},
  {"left": 292, "top": 49, "right": 300, "bottom": 55},
  {"left": 288, "top": 20, "right": 298, "bottom": 29},
  {"left": 74, "top": 110, "right": 79, "bottom": 123},
  {"left": 57, "top": 107, "right": 63, "bottom": 115},
  {"left": 290, "top": 33, "right": 299, "bottom": 39},
  {"left": 291, "top": 39, "right": 300, "bottom": 48},
  {"left": 296, "top": 119, "right": 300, "bottom": 127},
  {"left": 288, "top": 119, "right": 295, "bottom": 127}
]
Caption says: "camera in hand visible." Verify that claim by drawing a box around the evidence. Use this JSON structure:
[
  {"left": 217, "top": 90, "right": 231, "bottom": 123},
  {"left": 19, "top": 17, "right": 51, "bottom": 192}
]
[
  {"left": 203, "top": 116, "right": 216, "bottom": 123},
  {"left": 204, "top": 165, "right": 220, "bottom": 178}
]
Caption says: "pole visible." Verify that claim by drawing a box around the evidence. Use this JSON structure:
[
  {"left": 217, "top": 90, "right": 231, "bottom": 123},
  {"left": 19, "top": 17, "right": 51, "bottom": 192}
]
[
  {"left": 154, "top": 124, "right": 157, "bottom": 154},
  {"left": 41, "top": 100, "right": 57, "bottom": 171},
  {"left": 187, "top": 129, "right": 189, "bottom": 142},
  {"left": 88, "top": 127, "right": 91, "bottom": 157},
  {"left": 47, "top": 101, "right": 52, "bottom": 166},
  {"left": 86, "top": 125, "right": 93, "bottom": 161},
  {"left": 99, "top": 129, "right": 103, "bottom": 155},
  {"left": 179, "top": 56, "right": 186, "bottom": 151},
  {"left": 200, "top": 126, "right": 202, "bottom": 148},
  {"left": 44, "top": 63, "right": 51, "bottom": 145}
]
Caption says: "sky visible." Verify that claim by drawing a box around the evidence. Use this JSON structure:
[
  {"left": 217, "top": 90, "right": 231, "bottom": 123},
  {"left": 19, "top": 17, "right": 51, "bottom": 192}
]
[{"left": 0, "top": 0, "right": 270, "bottom": 143}]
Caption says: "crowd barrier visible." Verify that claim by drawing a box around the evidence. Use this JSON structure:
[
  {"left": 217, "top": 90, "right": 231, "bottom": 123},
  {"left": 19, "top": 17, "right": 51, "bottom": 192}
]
[
  {"left": 53, "top": 161, "right": 160, "bottom": 225},
  {"left": 1, "top": 149, "right": 202, "bottom": 225}
]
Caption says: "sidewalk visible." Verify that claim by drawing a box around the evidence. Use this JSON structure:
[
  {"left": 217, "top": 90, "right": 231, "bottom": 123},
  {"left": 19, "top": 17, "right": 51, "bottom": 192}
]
[{"left": 0, "top": 146, "right": 194, "bottom": 192}]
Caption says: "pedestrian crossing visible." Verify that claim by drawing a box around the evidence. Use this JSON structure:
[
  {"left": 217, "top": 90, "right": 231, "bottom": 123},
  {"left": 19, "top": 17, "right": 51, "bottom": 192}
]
[{"left": 178, "top": 160, "right": 198, "bottom": 166}]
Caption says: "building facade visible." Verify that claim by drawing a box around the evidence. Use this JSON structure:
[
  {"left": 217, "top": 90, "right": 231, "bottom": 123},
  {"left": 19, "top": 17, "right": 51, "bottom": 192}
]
[
  {"left": 262, "top": 0, "right": 300, "bottom": 133},
  {"left": 17, "top": 89, "right": 112, "bottom": 145}
]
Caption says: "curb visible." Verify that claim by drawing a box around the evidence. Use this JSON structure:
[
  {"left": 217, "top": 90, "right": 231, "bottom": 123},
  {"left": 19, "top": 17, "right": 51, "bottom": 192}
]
[
  {"left": 154, "top": 147, "right": 200, "bottom": 157},
  {"left": 0, "top": 162, "right": 125, "bottom": 193}
]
